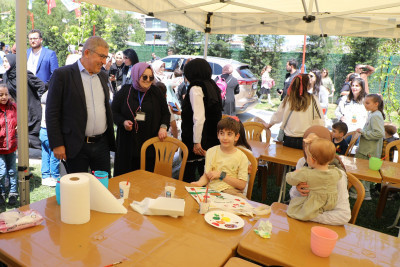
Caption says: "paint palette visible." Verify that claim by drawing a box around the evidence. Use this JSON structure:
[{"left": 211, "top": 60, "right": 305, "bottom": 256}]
[{"left": 204, "top": 210, "right": 244, "bottom": 230}]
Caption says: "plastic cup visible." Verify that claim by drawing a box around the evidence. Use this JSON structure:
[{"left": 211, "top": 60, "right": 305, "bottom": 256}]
[
  {"left": 310, "top": 226, "right": 338, "bottom": 257},
  {"left": 165, "top": 183, "right": 176, "bottom": 198},
  {"left": 94, "top": 171, "right": 109, "bottom": 189},
  {"left": 55, "top": 178, "right": 61, "bottom": 205},
  {"left": 198, "top": 202, "right": 210, "bottom": 214},
  {"left": 119, "top": 181, "right": 131, "bottom": 199},
  {"left": 369, "top": 157, "right": 383, "bottom": 171}
]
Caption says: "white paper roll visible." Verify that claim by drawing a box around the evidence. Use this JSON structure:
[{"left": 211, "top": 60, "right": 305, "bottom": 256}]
[{"left": 60, "top": 173, "right": 90, "bottom": 224}]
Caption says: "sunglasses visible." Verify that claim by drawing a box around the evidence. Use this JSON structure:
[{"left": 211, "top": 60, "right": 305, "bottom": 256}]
[{"left": 141, "top": 75, "right": 154, "bottom": 81}]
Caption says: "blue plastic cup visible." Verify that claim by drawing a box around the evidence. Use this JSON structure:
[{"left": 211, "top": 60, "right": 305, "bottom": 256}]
[
  {"left": 94, "top": 171, "right": 109, "bottom": 188},
  {"left": 55, "top": 177, "right": 61, "bottom": 205}
]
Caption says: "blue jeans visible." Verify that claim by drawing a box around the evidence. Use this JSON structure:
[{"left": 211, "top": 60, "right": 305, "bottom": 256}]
[
  {"left": 40, "top": 128, "right": 60, "bottom": 178},
  {"left": 0, "top": 152, "right": 17, "bottom": 195}
]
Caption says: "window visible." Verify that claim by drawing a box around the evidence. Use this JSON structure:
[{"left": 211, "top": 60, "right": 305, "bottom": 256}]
[{"left": 152, "top": 19, "right": 161, "bottom": 28}]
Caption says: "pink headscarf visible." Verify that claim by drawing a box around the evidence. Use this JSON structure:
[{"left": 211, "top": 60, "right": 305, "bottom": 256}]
[{"left": 131, "top": 62, "right": 153, "bottom": 92}]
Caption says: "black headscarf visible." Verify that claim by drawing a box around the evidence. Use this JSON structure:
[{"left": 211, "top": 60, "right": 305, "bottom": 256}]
[
  {"left": 184, "top": 58, "right": 221, "bottom": 104},
  {"left": 3, "top": 54, "right": 17, "bottom": 99}
]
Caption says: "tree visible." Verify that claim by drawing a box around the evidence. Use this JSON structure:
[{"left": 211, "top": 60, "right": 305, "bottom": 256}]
[
  {"left": 0, "top": 5, "right": 15, "bottom": 45},
  {"left": 168, "top": 24, "right": 202, "bottom": 55},
  {"left": 305, "top": 35, "right": 333, "bottom": 70},
  {"left": 335, "top": 37, "right": 382, "bottom": 95},
  {"left": 240, "top": 35, "right": 285, "bottom": 79},
  {"left": 206, "top": 34, "right": 233, "bottom": 58},
  {"left": 373, "top": 39, "right": 400, "bottom": 124}
]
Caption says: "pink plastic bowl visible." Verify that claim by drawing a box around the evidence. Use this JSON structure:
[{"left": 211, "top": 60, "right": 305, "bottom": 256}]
[{"left": 310, "top": 226, "right": 338, "bottom": 257}]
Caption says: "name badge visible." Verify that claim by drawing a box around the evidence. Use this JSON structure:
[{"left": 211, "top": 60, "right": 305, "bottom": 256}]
[{"left": 136, "top": 112, "right": 146, "bottom": 121}]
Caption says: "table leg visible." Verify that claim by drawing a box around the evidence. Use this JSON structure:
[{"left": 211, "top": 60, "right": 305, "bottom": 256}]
[{"left": 277, "top": 165, "right": 289, "bottom": 203}]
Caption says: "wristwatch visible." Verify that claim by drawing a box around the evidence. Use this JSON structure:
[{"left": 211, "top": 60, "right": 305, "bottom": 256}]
[
  {"left": 219, "top": 171, "right": 226, "bottom": 181},
  {"left": 160, "top": 124, "right": 168, "bottom": 129}
]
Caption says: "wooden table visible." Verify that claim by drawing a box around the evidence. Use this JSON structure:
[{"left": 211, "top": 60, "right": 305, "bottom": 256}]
[
  {"left": 238, "top": 203, "right": 400, "bottom": 267},
  {"left": 379, "top": 160, "right": 400, "bottom": 185},
  {"left": 249, "top": 140, "right": 383, "bottom": 183},
  {"left": 339, "top": 156, "right": 382, "bottom": 183},
  {"left": 248, "top": 140, "right": 303, "bottom": 167},
  {"left": 0, "top": 170, "right": 266, "bottom": 267}
]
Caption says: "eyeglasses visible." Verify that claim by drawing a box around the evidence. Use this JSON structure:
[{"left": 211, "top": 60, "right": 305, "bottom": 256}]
[
  {"left": 90, "top": 50, "right": 110, "bottom": 60},
  {"left": 29, "top": 37, "right": 40, "bottom": 41},
  {"left": 141, "top": 75, "right": 154, "bottom": 81}
]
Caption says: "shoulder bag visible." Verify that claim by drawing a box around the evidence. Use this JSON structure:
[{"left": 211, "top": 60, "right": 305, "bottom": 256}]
[
  {"left": 311, "top": 96, "right": 325, "bottom": 126},
  {"left": 277, "top": 110, "right": 293, "bottom": 142}
]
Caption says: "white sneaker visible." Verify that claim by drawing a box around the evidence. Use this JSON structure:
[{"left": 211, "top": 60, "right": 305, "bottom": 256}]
[{"left": 42, "top": 178, "right": 57, "bottom": 187}]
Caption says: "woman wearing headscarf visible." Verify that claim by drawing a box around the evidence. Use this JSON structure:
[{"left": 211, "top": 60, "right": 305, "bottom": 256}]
[
  {"left": 289, "top": 125, "right": 351, "bottom": 225},
  {"left": 109, "top": 51, "right": 125, "bottom": 91},
  {"left": 152, "top": 60, "right": 167, "bottom": 82},
  {"left": 121, "top": 49, "right": 139, "bottom": 86},
  {"left": 215, "top": 64, "right": 239, "bottom": 115},
  {"left": 181, "top": 58, "right": 222, "bottom": 183},
  {"left": 3, "top": 54, "right": 46, "bottom": 149},
  {"left": 112, "top": 62, "right": 170, "bottom": 176},
  {"left": 264, "top": 74, "right": 324, "bottom": 149}
]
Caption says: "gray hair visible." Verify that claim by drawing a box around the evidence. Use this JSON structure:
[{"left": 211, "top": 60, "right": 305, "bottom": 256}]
[{"left": 82, "top": 36, "right": 109, "bottom": 54}]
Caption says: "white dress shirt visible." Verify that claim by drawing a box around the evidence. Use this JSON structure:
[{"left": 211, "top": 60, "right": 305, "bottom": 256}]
[
  {"left": 77, "top": 60, "right": 107, "bottom": 136},
  {"left": 27, "top": 47, "right": 42, "bottom": 75},
  {"left": 189, "top": 86, "right": 205, "bottom": 144}
]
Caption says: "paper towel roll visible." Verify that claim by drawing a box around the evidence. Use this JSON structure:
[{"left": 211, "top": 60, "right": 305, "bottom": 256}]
[{"left": 60, "top": 173, "right": 90, "bottom": 224}]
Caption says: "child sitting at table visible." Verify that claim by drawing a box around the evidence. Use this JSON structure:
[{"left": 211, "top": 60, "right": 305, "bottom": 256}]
[
  {"left": 191, "top": 117, "right": 248, "bottom": 199},
  {"left": 286, "top": 135, "right": 342, "bottom": 221},
  {"left": 381, "top": 123, "right": 399, "bottom": 162},
  {"left": 332, "top": 121, "right": 348, "bottom": 155}
]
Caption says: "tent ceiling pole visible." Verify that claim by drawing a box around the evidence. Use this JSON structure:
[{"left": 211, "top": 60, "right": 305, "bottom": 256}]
[
  {"left": 15, "top": 0, "right": 30, "bottom": 206},
  {"left": 155, "top": 0, "right": 218, "bottom": 16},
  {"left": 203, "top": 12, "right": 212, "bottom": 59}
]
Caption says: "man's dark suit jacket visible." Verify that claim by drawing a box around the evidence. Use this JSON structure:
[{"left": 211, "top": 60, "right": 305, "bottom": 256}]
[{"left": 46, "top": 61, "right": 116, "bottom": 159}]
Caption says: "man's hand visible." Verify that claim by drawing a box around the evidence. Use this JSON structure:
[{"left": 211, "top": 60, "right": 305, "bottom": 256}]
[
  {"left": 296, "top": 182, "right": 310, "bottom": 196},
  {"left": 193, "top": 143, "right": 206, "bottom": 156},
  {"left": 53, "top": 146, "right": 67, "bottom": 161}
]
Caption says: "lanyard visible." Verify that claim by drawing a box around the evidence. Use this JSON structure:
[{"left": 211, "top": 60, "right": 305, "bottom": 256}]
[{"left": 136, "top": 91, "right": 146, "bottom": 112}]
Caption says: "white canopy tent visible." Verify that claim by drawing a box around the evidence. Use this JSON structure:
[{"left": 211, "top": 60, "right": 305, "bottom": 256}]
[{"left": 15, "top": 0, "right": 400, "bottom": 204}]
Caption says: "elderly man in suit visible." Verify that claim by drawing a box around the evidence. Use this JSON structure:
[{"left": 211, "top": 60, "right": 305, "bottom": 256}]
[
  {"left": 27, "top": 29, "right": 59, "bottom": 83},
  {"left": 46, "top": 36, "right": 116, "bottom": 176}
]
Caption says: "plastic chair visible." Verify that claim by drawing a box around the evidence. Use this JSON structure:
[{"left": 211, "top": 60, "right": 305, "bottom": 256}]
[
  {"left": 376, "top": 140, "right": 400, "bottom": 219},
  {"left": 347, "top": 172, "right": 365, "bottom": 224},
  {"left": 237, "top": 147, "right": 258, "bottom": 200},
  {"left": 243, "top": 121, "right": 271, "bottom": 201},
  {"left": 344, "top": 131, "right": 361, "bottom": 156},
  {"left": 140, "top": 136, "right": 188, "bottom": 181}
]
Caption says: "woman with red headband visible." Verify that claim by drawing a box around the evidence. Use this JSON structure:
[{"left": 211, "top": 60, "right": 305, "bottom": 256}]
[{"left": 263, "top": 74, "right": 324, "bottom": 149}]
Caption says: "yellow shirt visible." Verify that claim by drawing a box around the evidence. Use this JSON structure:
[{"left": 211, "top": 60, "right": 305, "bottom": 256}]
[{"left": 205, "top": 146, "right": 248, "bottom": 192}]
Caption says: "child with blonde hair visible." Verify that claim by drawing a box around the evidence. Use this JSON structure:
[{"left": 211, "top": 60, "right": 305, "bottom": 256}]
[{"left": 286, "top": 136, "right": 342, "bottom": 221}]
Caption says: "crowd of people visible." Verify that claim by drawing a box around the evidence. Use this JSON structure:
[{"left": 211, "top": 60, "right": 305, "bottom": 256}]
[{"left": 0, "top": 30, "right": 397, "bottom": 227}]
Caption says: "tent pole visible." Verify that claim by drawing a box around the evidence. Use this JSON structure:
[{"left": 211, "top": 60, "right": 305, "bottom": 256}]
[
  {"left": 301, "top": 35, "right": 306, "bottom": 73},
  {"left": 204, "top": 32, "right": 209, "bottom": 59},
  {"left": 16, "top": 0, "right": 30, "bottom": 205}
]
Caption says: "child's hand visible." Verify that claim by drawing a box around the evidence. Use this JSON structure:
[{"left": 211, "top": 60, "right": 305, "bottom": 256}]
[
  {"left": 205, "top": 171, "right": 220, "bottom": 181},
  {"left": 191, "top": 181, "right": 201, "bottom": 187}
]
